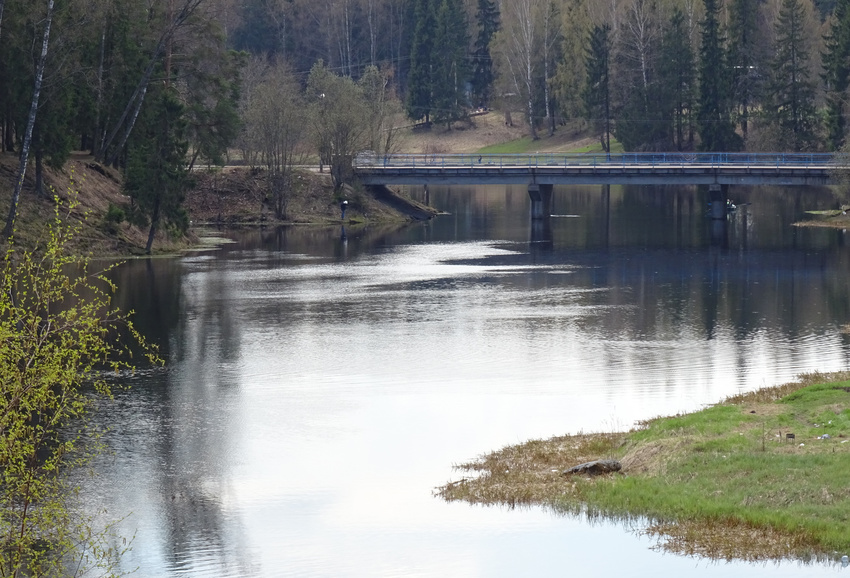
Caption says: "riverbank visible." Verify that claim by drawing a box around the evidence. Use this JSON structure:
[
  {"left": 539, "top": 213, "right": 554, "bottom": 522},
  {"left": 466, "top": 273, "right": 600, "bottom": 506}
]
[
  {"left": 184, "top": 167, "right": 435, "bottom": 225},
  {"left": 437, "top": 371, "right": 850, "bottom": 561},
  {"left": 0, "top": 152, "right": 433, "bottom": 256}
]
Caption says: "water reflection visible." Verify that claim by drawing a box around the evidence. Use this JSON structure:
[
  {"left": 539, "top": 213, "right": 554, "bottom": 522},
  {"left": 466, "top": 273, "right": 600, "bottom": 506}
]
[{"left": 85, "top": 184, "right": 850, "bottom": 577}]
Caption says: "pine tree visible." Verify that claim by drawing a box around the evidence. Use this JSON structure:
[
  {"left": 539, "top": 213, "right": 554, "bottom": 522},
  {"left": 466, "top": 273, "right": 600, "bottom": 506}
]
[
  {"left": 471, "top": 0, "right": 499, "bottom": 108},
  {"left": 764, "top": 0, "right": 818, "bottom": 150},
  {"left": 583, "top": 24, "right": 611, "bottom": 152},
  {"left": 823, "top": 0, "right": 850, "bottom": 150},
  {"left": 697, "top": 0, "right": 742, "bottom": 152}
]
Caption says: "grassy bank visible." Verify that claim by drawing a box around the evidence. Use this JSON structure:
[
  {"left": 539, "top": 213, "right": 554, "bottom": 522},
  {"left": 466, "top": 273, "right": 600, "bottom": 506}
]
[{"left": 437, "top": 372, "right": 850, "bottom": 561}]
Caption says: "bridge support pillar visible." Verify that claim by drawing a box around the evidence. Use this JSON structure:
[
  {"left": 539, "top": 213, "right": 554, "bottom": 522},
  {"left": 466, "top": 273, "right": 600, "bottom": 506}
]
[
  {"left": 528, "top": 184, "right": 553, "bottom": 220},
  {"left": 709, "top": 184, "right": 728, "bottom": 220}
]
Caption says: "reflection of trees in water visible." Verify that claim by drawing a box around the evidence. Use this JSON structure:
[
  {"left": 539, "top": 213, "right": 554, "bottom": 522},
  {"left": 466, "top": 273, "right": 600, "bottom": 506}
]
[
  {"left": 109, "top": 258, "right": 184, "bottom": 359},
  {"left": 154, "top": 258, "right": 249, "bottom": 574},
  {"left": 106, "top": 253, "right": 254, "bottom": 575}
]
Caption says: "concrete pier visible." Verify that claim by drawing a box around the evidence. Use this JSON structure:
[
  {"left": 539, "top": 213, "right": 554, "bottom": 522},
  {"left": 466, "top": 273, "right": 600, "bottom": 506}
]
[
  {"left": 709, "top": 184, "right": 728, "bottom": 220},
  {"left": 528, "top": 184, "right": 553, "bottom": 220}
]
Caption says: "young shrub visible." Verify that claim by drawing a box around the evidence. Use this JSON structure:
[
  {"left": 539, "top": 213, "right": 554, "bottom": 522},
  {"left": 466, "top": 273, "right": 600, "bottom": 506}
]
[{"left": 0, "top": 200, "right": 159, "bottom": 576}]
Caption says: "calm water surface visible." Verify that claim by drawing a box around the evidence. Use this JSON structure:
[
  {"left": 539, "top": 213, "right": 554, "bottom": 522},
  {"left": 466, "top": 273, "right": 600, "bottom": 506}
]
[{"left": 88, "top": 184, "right": 850, "bottom": 577}]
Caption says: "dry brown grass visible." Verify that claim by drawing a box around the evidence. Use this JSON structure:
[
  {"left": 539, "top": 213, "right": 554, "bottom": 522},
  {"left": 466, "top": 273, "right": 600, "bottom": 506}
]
[
  {"left": 793, "top": 214, "right": 850, "bottom": 229},
  {"left": 395, "top": 111, "right": 591, "bottom": 154},
  {"left": 644, "top": 518, "right": 821, "bottom": 561},
  {"left": 619, "top": 438, "right": 690, "bottom": 476},
  {"left": 437, "top": 432, "right": 625, "bottom": 505},
  {"left": 0, "top": 151, "right": 189, "bottom": 255}
]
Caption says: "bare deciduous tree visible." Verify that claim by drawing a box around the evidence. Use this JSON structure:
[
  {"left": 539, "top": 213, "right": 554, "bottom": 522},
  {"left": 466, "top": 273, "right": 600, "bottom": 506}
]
[
  {"left": 497, "top": 0, "right": 547, "bottom": 139},
  {"left": 307, "top": 61, "right": 368, "bottom": 192},
  {"left": 243, "top": 63, "right": 306, "bottom": 220}
]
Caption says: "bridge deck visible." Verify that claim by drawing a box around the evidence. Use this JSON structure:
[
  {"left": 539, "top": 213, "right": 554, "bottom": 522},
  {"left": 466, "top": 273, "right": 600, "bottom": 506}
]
[{"left": 354, "top": 153, "right": 842, "bottom": 186}]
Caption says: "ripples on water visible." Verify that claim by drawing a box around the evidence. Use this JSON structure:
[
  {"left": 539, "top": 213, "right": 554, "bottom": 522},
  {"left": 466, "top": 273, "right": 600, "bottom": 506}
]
[{"left": 85, "top": 185, "right": 850, "bottom": 577}]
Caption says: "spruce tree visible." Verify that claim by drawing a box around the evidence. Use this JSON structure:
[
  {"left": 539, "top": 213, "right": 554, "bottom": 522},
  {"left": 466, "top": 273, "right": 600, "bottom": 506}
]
[
  {"left": 765, "top": 0, "right": 818, "bottom": 150},
  {"left": 823, "top": 0, "right": 850, "bottom": 150},
  {"left": 431, "top": 0, "right": 469, "bottom": 127},
  {"left": 406, "top": 0, "right": 437, "bottom": 123},
  {"left": 697, "top": 0, "right": 742, "bottom": 152},
  {"left": 470, "top": 0, "right": 499, "bottom": 108},
  {"left": 124, "top": 89, "right": 191, "bottom": 254},
  {"left": 727, "top": 0, "right": 763, "bottom": 141},
  {"left": 583, "top": 24, "right": 611, "bottom": 152},
  {"left": 660, "top": 8, "right": 696, "bottom": 150}
]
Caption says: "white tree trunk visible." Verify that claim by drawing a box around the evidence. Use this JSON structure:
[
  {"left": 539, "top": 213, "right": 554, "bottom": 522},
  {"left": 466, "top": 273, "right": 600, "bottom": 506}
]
[
  {"left": 4, "top": 0, "right": 54, "bottom": 238},
  {"left": 503, "top": 0, "right": 542, "bottom": 140},
  {"left": 0, "top": 0, "right": 6, "bottom": 41}
]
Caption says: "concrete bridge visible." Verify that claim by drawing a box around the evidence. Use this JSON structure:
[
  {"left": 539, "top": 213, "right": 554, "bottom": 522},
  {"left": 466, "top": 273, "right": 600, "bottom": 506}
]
[{"left": 354, "top": 152, "right": 843, "bottom": 220}]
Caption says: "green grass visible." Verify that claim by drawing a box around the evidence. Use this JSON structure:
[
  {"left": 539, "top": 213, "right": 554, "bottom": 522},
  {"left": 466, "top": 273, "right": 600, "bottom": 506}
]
[
  {"left": 584, "top": 381, "right": 850, "bottom": 554},
  {"left": 569, "top": 140, "right": 625, "bottom": 154},
  {"left": 438, "top": 374, "right": 850, "bottom": 560},
  {"left": 476, "top": 137, "right": 538, "bottom": 154},
  {"left": 476, "top": 136, "right": 624, "bottom": 155}
]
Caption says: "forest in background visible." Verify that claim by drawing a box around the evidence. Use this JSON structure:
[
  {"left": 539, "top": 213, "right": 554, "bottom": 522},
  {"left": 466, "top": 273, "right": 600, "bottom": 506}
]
[{"left": 2, "top": 0, "right": 850, "bottom": 251}]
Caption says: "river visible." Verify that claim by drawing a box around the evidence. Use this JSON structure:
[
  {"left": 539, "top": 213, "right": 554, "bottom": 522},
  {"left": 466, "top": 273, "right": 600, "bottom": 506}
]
[{"left": 85, "top": 184, "right": 850, "bottom": 577}]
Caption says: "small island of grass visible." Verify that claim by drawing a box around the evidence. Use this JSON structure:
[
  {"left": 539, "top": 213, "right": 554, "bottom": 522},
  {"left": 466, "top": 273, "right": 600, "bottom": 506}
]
[{"left": 437, "top": 371, "right": 850, "bottom": 562}]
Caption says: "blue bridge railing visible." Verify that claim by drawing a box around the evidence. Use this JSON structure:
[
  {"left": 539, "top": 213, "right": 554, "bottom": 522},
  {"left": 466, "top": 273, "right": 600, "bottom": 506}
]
[{"left": 353, "top": 152, "right": 844, "bottom": 170}]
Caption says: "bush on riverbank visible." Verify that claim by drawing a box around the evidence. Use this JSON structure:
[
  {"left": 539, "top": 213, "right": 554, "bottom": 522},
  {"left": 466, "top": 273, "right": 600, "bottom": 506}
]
[{"left": 437, "top": 371, "right": 850, "bottom": 561}]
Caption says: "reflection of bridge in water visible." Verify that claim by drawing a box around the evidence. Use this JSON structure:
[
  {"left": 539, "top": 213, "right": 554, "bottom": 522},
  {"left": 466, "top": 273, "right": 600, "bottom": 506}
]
[{"left": 354, "top": 152, "right": 840, "bottom": 222}]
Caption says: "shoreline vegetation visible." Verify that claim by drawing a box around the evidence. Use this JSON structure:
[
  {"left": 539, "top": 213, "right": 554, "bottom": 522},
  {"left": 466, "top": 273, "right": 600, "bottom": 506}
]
[{"left": 436, "top": 371, "right": 850, "bottom": 562}]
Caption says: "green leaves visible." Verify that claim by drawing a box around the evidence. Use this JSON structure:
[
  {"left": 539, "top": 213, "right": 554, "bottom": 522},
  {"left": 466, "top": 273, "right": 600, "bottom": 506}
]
[{"left": 0, "top": 201, "right": 158, "bottom": 577}]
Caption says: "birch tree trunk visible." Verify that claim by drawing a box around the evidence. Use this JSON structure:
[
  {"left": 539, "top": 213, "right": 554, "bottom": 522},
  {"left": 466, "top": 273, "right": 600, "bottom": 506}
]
[
  {"left": 367, "top": 0, "right": 376, "bottom": 66},
  {"left": 543, "top": 0, "right": 560, "bottom": 136},
  {"left": 502, "top": 0, "right": 541, "bottom": 140},
  {"left": 93, "top": 28, "right": 106, "bottom": 154},
  {"left": 3, "top": 0, "right": 54, "bottom": 239}
]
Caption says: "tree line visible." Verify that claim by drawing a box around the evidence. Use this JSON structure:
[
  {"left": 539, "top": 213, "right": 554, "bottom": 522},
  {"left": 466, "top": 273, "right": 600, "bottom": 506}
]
[{"left": 4, "top": 0, "right": 850, "bottom": 249}]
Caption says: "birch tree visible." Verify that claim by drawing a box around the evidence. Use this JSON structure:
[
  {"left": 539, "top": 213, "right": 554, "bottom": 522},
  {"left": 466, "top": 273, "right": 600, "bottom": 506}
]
[
  {"left": 3, "top": 0, "right": 54, "bottom": 239},
  {"left": 360, "top": 65, "right": 402, "bottom": 157},
  {"left": 497, "top": 0, "right": 547, "bottom": 139},
  {"left": 542, "top": 0, "right": 561, "bottom": 136},
  {"left": 0, "top": 205, "right": 158, "bottom": 577}
]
